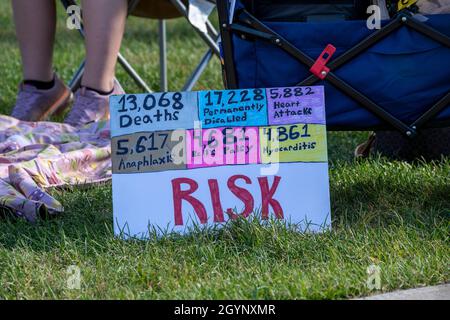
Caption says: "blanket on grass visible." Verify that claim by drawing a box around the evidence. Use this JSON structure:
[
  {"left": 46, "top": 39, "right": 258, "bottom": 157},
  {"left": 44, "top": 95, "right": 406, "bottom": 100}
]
[{"left": 0, "top": 116, "right": 111, "bottom": 222}]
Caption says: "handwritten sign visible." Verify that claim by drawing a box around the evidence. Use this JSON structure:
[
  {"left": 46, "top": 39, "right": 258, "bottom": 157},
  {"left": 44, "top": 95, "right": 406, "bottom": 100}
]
[{"left": 110, "top": 87, "right": 331, "bottom": 238}]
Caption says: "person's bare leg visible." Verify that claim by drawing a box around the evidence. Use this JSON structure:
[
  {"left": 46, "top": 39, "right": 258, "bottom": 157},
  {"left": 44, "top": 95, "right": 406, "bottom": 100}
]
[
  {"left": 12, "top": 0, "right": 56, "bottom": 82},
  {"left": 81, "top": 0, "right": 127, "bottom": 92},
  {"left": 64, "top": 0, "right": 126, "bottom": 126}
]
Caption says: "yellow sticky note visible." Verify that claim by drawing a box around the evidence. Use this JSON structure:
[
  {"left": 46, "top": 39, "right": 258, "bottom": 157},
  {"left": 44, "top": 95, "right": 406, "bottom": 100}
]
[
  {"left": 260, "top": 124, "right": 327, "bottom": 163},
  {"left": 398, "top": 0, "right": 418, "bottom": 11}
]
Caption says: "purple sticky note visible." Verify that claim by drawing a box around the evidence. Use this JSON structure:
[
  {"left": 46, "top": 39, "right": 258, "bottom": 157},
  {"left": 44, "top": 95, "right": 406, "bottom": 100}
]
[{"left": 266, "top": 86, "right": 325, "bottom": 125}]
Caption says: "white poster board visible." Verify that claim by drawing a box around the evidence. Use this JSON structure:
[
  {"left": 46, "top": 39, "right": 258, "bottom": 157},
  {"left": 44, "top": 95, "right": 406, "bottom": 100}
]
[{"left": 110, "top": 87, "right": 331, "bottom": 238}]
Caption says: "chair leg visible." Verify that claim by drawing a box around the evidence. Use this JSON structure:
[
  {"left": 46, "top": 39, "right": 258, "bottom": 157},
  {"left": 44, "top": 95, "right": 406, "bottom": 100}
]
[
  {"left": 68, "top": 60, "right": 85, "bottom": 92},
  {"left": 183, "top": 48, "right": 214, "bottom": 91},
  {"left": 169, "top": 0, "right": 221, "bottom": 57},
  {"left": 166, "top": 0, "right": 221, "bottom": 91},
  {"left": 117, "top": 53, "right": 152, "bottom": 93},
  {"left": 159, "top": 20, "right": 168, "bottom": 92},
  {"left": 206, "top": 19, "right": 219, "bottom": 38}
]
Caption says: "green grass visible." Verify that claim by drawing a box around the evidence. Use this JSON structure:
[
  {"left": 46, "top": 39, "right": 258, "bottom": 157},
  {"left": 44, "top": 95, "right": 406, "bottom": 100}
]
[{"left": 0, "top": 3, "right": 448, "bottom": 299}]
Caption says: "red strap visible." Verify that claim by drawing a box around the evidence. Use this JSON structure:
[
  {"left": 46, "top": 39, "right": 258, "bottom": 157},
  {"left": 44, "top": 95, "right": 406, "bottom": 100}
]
[{"left": 309, "top": 44, "right": 336, "bottom": 80}]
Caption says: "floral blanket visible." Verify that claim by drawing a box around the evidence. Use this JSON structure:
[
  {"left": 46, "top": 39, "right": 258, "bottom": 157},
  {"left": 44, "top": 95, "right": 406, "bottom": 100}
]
[{"left": 0, "top": 116, "right": 111, "bottom": 222}]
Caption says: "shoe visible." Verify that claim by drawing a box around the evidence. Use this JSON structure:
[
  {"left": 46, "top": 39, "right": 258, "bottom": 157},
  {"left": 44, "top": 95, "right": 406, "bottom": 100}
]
[
  {"left": 11, "top": 75, "right": 72, "bottom": 122},
  {"left": 354, "top": 133, "right": 376, "bottom": 158},
  {"left": 64, "top": 80, "right": 125, "bottom": 127}
]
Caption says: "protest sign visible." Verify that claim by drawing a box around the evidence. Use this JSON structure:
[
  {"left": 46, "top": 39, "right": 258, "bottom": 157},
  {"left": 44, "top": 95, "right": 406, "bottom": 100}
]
[{"left": 110, "top": 86, "right": 331, "bottom": 238}]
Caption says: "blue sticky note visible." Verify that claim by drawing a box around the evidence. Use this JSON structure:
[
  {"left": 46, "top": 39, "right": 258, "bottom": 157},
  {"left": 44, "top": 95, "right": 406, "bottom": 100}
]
[
  {"left": 198, "top": 89, "right": 268, "bottom": 128},
  {"left": 110, "top": 92, "right": 199, "bottom": 137}
]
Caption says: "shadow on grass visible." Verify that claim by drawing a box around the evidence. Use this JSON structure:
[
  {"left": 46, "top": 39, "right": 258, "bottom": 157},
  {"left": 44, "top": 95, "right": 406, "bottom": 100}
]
[
  {"left": 332, "top": 180, "right": 450, "bottom": 227},
  {"left": 330, "top": 158, "right": 450, "bottom": 228}
]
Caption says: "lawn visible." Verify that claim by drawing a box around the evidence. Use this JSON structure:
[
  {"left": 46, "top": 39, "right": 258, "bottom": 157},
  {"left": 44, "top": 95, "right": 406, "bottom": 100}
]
[{"left": 0, "top": 2, "right": 448, "bottom": 299}]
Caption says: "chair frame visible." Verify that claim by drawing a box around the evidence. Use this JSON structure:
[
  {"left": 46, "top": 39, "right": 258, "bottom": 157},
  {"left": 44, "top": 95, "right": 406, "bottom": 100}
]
[
  {"left": 217, "top": 0, "right": 450, "bottom": 137},
  {"left": 61, "top": 0, "right": 220, "bottom": 93}
]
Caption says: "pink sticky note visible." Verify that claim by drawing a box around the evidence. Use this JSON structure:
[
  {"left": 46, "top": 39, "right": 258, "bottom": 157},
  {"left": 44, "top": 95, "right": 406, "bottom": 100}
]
[{"left": 186, "top": 127, "right": 260, "bottom": 169}]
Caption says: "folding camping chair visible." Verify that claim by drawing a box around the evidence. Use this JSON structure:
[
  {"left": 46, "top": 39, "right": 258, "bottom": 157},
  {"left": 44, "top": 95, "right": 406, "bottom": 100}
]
[
  {"left": 61, "top": 0, "right": 220, "bottom": 93},
  {"left": 217, "top": 0, "right": 450, "bottom": 138}
]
